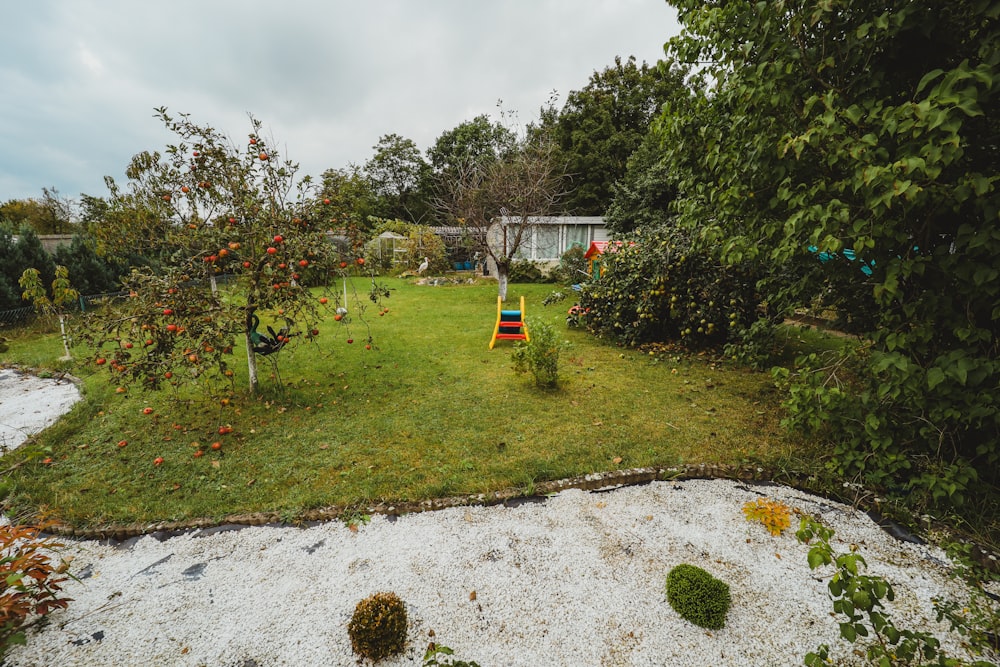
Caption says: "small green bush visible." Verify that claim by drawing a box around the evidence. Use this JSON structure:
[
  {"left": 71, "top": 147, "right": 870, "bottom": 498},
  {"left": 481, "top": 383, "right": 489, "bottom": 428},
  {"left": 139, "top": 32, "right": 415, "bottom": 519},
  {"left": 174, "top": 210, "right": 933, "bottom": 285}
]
[
  {"left": 511, "top": 317, "right": 566, "bottom": 389},
  {"left": 348, "top": 591, "right": 408, "bottom": 662},
  {"left": 508, "top": 260, "right": 553, "bottom": 283},
  {"left": 665, "top": 563, "right": 731, "bottom": 630}
]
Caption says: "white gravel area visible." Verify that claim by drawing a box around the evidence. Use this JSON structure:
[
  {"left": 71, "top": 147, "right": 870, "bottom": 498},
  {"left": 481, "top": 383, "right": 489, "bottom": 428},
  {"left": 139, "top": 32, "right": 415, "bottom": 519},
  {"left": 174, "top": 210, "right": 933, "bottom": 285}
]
[
  {"left": 4, "top": 481, "right": 985, "bottom": 667},
  {"left": 0, "top": 368, "right": 81, "bottom": 452},
  {"left": 0, "top": 370, "right": 990, "bottom": 666}
]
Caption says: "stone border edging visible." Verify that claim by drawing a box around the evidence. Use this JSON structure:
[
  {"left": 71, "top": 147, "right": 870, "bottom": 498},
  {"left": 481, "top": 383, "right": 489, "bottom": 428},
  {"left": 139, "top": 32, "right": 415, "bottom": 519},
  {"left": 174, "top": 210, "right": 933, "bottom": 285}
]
[{"left": 44, "top": 464, "right": 832, "bottom": 541}]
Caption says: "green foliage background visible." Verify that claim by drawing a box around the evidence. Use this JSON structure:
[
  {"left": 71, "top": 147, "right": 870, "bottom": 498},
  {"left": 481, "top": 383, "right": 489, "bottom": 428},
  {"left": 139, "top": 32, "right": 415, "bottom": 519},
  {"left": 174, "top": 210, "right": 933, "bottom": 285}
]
[{"left": 650, "top": 0, "right": 1000, "bottom": 509}]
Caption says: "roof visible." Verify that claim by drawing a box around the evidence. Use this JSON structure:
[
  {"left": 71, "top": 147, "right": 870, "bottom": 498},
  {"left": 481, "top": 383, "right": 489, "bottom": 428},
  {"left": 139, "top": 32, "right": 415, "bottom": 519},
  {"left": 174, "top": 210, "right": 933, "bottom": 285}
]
[
  {"left": 583, "top": 240, "right": 633, "bottom": 259},
  {"left": 495, "top": 215, "right": 606, "bottom": 226}
]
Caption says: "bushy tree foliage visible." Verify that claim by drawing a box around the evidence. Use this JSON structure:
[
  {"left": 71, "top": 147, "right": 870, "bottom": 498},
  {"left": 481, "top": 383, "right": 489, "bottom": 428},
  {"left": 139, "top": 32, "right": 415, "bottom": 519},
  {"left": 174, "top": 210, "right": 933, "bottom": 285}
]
[
  {"left": 660, "top": 0, "right": 1000, "bottom": 506},
  {"left": 0, "top": 188, "right": 74, "bottom": 235},
  {"left": 554, "top": 57, "right": 684, "bottom": 216},
  {"left": 364, "top": 133, "right": 434, "bottom": 224},
  {"left": 51, "top": 234, "right": 123, "bottom": 296},
  {"left": 427, "top": 115, "right": 516, "bottom": 176},
  {"left": 0, "top": 226, "right": 55, "bottom": 311},
  {"left": 580, "top": 224, "right": 763, "bottom": 349},
  {"left": 87, "top": 108, "right": 363, "bottom": 395},
  {"left": 317, "top": 166, "right": 379, "bottom": 241}
]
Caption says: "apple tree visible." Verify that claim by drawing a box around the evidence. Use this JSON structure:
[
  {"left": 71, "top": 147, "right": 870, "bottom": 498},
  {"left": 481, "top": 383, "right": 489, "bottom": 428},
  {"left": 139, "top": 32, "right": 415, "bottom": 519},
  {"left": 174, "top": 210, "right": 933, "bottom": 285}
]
[{"left": 87, "top": 108, "right": 359, "bottom": 395}]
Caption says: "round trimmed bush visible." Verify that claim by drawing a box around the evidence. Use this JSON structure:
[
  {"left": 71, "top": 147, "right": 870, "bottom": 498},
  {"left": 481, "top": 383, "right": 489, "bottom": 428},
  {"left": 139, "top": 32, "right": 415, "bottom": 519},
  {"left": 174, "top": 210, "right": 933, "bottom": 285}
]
[
  {"left": 665, "top": 563, "right": 731, "bottom": 630},
  {"left": 348, "top": 591, "right": 408, "bottom": 661}
]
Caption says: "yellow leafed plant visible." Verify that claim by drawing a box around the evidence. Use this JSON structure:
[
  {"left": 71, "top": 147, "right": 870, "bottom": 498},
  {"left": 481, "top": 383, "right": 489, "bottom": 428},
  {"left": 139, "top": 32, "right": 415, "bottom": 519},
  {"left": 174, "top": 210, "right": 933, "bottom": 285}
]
[{"left": 742, "top": 497, "right": 792, "bottom": 536}]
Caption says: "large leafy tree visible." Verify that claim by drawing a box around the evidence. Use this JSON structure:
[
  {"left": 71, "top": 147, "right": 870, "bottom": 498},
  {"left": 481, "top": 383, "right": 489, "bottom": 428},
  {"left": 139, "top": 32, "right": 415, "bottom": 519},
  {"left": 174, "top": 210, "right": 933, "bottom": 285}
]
[
  {"left": 554, "top": 56, "right": 683, "bottom": 216},
  {"left": 0, "top": 188, "right": 75, "bottom": 235},
  {"left": 88, "top": 108, "right": 347, "bottom": 395},
  {"left": 660, "top": 1, "right": 1000, "bottom": 505},
  {"left": 363, "top": 134, "right": 434, "bottom": 224},
  {"left": 317, "top": 166, "right": 379, "bottom": 241},
  {"left": 427, "top": 115, "right": 516, "bottom": 177}
]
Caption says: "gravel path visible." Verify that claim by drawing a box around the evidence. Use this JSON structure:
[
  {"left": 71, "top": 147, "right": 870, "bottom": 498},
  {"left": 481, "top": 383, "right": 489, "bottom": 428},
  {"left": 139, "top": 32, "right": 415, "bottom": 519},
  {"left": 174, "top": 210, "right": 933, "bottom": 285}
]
[{"left": 0, "top": 369, "right": 988, "bottom": 666}]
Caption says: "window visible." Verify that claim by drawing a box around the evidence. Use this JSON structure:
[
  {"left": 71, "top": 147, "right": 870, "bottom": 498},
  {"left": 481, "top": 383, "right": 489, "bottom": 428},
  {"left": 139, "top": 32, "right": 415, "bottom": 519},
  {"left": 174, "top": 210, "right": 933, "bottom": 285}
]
[
  {"left": 535, "top": 225, "right": 559, "bottom": 260},
  {"left": 563, "top": 225, "right": 590, "bottom": 252}
]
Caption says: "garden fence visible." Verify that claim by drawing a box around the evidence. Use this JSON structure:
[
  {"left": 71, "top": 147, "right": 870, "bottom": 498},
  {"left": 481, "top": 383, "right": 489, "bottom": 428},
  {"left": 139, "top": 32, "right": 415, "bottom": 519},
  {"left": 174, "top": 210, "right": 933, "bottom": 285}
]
[{"left": 0, "top": 290, "right": 128, "bottom": 329}]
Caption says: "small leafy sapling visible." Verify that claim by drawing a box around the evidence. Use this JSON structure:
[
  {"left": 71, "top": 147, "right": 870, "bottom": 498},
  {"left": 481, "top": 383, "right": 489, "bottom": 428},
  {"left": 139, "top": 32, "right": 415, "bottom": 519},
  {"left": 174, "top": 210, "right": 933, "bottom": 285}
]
[
  {"left": 796, "top": 516, "right": 989, "bottom": 666},
  {"left": 19, "top": 265, "right": 79, "bottom": 360},
  {"left": 511, "top": 318, "right": 567, "bottom": 389}
]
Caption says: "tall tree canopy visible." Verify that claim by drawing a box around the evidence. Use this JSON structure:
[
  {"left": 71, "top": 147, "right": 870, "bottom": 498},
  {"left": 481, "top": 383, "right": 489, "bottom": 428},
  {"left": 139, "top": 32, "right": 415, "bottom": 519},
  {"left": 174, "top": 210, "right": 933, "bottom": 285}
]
[
  {"left": 554, "top": 56, "right": 683, "bottom": 216},
  {"left": 427, "top": 115, "right": 516, "bottom": 176},
  {"left": 363, "top": 134, "right": 434, "bottom": 224},
  {"left": 659, "top": 0, "right": 1000, "bottom": 506}
]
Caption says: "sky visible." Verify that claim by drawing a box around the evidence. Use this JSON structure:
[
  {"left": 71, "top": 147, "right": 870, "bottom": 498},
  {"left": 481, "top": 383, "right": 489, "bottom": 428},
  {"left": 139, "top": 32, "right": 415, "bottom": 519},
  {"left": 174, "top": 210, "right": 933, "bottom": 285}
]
[{"left": 1, "top": 1, "right": 681, "bottom": 206}]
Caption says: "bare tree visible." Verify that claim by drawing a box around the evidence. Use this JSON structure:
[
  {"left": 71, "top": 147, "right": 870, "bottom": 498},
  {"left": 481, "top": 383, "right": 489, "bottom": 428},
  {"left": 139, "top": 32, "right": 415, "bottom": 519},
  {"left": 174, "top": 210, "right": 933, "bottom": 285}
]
[{"left": 434, "top": 126, "right": 566, "bottom": 301}]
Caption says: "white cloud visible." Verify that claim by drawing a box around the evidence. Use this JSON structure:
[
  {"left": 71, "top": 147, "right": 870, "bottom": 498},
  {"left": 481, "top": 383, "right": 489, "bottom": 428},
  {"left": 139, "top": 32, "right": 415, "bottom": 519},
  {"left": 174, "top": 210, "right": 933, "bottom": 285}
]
[{"left": 0, "top": 0, "right": 680, "bottom": 202}]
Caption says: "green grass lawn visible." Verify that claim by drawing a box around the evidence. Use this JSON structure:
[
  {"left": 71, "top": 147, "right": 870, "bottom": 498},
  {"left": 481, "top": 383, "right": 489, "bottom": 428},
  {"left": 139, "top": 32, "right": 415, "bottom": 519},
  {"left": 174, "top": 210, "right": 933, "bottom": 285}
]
[{"left": 1, "top": 278, "right": 814, "bottom": 527}]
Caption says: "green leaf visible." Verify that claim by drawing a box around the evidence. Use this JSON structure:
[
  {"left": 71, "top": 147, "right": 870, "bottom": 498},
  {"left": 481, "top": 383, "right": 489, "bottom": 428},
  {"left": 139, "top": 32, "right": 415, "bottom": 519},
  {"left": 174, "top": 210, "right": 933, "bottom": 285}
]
[
  {"left": 917, "top": 69, "right": 945, "bottom": 94},
  {"left": 927, "top": 367, "right": 946, "bottom": 390}
]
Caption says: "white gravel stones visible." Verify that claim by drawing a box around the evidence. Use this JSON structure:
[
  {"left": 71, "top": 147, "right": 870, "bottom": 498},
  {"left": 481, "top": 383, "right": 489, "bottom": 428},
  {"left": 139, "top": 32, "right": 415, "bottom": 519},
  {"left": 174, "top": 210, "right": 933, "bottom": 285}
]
[
  {"left": 0, "top": 368, "right": 81, "bottom": 452},
  {"left": 4, "top": 480, "right": 983, "bottom": 667}
]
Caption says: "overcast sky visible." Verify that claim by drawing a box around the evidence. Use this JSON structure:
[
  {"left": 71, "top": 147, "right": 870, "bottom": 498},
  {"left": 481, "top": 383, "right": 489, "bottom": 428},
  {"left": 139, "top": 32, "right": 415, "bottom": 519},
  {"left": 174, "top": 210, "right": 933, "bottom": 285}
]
[{"left": 1, "top": 1, "right": 680, "bottom": 206}]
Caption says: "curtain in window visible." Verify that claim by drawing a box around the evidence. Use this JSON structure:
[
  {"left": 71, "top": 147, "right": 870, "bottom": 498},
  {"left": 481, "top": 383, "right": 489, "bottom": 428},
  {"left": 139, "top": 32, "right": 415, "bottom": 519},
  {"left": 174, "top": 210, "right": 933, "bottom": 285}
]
[
  {"left": 564, "top": 225, "right": 590, "bottom": 252},
  {"left": 535, "top": 225, "right": 560, "bottom": 259}
]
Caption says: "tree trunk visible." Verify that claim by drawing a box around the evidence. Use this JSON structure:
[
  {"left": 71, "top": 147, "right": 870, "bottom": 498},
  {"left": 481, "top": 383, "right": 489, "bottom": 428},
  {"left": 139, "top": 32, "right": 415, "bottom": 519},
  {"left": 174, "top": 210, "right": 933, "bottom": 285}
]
[
  {"left": 58, "top": 314, "right": 72, "bottom": 360},
  {"left": 497, "top": 264, "right": 509, "bottom": 302},
  {"left": 245, "top": 330, "right": 259, "bottom": 395}
]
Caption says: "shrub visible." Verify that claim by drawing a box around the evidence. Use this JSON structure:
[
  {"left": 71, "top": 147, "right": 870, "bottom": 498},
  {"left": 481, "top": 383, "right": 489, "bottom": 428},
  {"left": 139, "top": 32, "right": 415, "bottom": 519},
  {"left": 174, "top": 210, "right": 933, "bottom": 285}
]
[
  {"left": 508, "top": 260, "right": 552, "bottom": 284},
  {"left": 665, "top": 564, "right": 731, "bottom": 630},
  {"left": 0, "top": 523, "right": 72, "bottom": 657},
  {"left": 511, "top": 318, "right": 566, "bottom": 389},
  {"left": 553, "top": 244, "right": 587, "bottom": 285},
  {"left": 348, "top": 591, "right": 408, "bottom": 662},
  {"left": 579, "top": 223, "right": 763, "bottom": 349}
]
